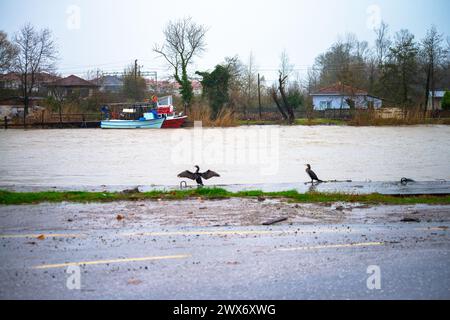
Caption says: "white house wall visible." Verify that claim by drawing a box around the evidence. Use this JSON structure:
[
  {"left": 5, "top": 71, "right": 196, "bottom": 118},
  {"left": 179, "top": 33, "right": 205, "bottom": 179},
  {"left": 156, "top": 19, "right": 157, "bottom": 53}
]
[{"left": 312, "top": 95, "right": 382, "bottom": 110}]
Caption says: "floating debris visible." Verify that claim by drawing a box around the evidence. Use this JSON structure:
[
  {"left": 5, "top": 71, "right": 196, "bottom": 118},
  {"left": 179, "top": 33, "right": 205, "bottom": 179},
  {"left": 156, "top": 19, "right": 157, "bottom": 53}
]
[
  {"left": 127, "top": 278, "right": 142, "bottom": 285},
  {"left": 401, "top": 217, "right": 420, "bottom": 223},
  {"left": 121, "top": 187, "right": 140, "bottom": 194},
  {"left": 262, "top": 217, "right": 288, "bottom": 226}
]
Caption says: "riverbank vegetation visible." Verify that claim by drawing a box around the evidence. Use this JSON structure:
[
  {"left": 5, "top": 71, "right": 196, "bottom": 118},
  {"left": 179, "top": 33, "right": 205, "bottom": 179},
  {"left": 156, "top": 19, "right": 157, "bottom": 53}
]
[
  {"left": 1, "top": 189, "right": 449, "bottom": 206},
  {"left": 1, "top": 19, "right": 449, "bottom": 127},
  {"left": 238, "top": 116, "right": 450, "bottom": 127}
]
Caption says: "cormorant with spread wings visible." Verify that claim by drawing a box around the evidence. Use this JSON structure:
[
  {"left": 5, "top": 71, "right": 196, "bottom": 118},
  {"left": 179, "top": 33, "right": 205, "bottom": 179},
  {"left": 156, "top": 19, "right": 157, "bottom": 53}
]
[{"left": 178, "top": 166, "right": 220, "bottom": 186}]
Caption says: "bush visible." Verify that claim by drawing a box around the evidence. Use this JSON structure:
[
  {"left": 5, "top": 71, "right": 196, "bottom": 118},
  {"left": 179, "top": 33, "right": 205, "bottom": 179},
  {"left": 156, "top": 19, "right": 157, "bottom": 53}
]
[
  {"left": 441, "top": 91, "right": 450, "bottom": 111},
  {"left": 189, "top": 100, "right": 236, "bottom": 127}
]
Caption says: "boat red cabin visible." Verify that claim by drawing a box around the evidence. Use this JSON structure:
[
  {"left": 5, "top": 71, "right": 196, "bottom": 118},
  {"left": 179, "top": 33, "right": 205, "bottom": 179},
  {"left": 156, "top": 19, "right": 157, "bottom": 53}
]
[{"left": 156, "top": 96, "right": 187, "bottom": 128}]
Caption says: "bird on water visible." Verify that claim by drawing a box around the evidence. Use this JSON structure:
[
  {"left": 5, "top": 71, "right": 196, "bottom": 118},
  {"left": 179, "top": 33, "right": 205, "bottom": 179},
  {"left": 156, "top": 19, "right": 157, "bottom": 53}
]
[
  {"left": 305, "top": 164, "right": 323, "bottom": 184},
  {"left": 178, "top": 166, "right": 220, "bottom": 186}
]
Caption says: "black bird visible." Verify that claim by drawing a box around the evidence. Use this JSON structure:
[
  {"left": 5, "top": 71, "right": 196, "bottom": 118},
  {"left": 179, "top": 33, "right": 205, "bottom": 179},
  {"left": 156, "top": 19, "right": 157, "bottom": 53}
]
[
  {"left": 400, "top": 177, "right": 415, "bottom": 185},
  {"left": 305, "top": 164, "right": 323, "bottom": 184},
  {"left": 177, "top": 166, "right": 220, "bottom": 186}
]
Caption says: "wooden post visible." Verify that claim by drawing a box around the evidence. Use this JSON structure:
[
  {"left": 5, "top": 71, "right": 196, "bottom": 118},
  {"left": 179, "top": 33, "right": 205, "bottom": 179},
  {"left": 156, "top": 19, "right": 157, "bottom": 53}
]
[
  {"left": 41, "top": 110, "right": 45, "bottom": 129},
  {"left": 4, "top": 116, "right": 7, "bottom": 130},
  {"left": 258, "top": 73, "right": 262, "bottom": 120},
  {"left": 59, "top": 104, "right": 63, "bottom": 128}
]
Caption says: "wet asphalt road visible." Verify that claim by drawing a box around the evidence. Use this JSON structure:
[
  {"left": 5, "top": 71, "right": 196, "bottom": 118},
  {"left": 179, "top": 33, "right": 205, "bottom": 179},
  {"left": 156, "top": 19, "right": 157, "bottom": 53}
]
[{"left": 0, "top": 221, "right": 449, "bottom": 300}]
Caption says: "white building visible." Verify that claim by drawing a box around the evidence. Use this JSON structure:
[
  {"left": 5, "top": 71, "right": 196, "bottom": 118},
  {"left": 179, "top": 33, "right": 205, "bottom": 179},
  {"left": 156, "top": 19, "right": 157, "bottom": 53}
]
[
  {"left": 427, "top": 90, "right": 447, "bottom": 110},
  {"left": 311, "top": 83, "right": 382, "bottom": 110}
]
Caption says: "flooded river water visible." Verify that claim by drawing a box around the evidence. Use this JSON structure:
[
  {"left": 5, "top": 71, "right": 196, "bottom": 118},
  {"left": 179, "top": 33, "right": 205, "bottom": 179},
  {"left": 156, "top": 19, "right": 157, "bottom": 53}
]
[{"left": 0, "top": 125, "right": 449, "bottom": 188}]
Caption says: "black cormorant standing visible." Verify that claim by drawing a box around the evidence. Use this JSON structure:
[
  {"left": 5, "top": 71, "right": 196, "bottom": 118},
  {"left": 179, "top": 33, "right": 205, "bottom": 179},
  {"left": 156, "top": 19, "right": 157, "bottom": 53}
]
[
  {"left": 305, "top": 164, "right": 323, "bottom": 184},
  {"left": 178, "top": 166, "right": 220, "bottom": 186}
]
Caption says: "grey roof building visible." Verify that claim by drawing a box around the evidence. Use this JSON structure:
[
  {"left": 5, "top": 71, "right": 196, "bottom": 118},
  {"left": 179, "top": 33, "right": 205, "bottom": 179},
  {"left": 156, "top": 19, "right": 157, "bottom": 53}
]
[{"left": 92, "top": 75, "right": 124, "bottom": 93}]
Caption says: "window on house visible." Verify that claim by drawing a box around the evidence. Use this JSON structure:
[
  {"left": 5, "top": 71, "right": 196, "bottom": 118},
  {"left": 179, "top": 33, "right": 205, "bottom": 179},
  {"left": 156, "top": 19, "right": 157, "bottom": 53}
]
[{"left": 320, "top": 101, "right": 327, "bottom": 109}]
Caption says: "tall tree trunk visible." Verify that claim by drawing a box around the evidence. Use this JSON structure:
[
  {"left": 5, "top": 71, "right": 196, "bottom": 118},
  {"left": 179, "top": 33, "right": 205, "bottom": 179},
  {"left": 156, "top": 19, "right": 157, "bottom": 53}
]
[
  {"left": 278, "top": 75, "right": 295, "bottom": 124},
  {"left": 430, "top": 58, "right": 435, "bottom": 112},
  {"left": 271, "top": 89, "right": 288, "bottom": 120},
  {"left": 402, "top": 65, "right": 408, "bottom": 118},
  {"left": 424, "top": 65, "right": 431, "bottom": 119},
  {"left": 59, "top": 104, "right": 63, "bottom": 128},
  {"left": 279, "top": 85, "right": 295, "bottom": 123}
]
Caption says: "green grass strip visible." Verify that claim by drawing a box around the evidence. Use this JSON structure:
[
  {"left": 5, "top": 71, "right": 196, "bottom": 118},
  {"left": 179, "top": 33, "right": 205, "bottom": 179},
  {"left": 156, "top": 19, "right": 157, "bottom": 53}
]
[{"left": 0, "top": 188, "right": 449, "bottom": 206}]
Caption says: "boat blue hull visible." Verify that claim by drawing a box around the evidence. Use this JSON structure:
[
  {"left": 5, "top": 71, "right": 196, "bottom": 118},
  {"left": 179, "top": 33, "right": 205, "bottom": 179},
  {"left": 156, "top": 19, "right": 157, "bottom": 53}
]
[{"left": 101, "top": 118, "right": 164, "bottom": 129}]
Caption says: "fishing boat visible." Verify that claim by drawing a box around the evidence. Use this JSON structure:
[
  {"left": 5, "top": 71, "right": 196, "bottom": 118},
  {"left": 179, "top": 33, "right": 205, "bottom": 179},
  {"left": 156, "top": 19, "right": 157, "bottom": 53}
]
[
  {"left": 157, "top": 96, "right": 188, "bottom": 129},
  {"left": 100, "top": 104, "right": 164, "bottom": 129},
  {"left": 101, "top": 118, "right": 164, "bottom": 129},
  {"left": 100, "top": 96, "right": 186, "bottom": 129}
]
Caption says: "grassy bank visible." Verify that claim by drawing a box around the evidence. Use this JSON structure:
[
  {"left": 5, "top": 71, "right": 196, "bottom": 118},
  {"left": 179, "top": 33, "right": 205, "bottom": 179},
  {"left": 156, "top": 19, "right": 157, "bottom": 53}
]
[
  {"left": 1, "top": 189, "right": 449, "bottom": 206},
  {"left": 238, "top": 117, "right": 450, "bottom": 127},
  {"left": 238, "top": 118, "right": 347, "bottom": 126}
]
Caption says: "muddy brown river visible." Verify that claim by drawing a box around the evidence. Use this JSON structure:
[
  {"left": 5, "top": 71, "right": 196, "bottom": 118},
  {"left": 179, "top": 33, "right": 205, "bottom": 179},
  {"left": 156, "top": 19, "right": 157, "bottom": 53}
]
[{"left": 0, "top": 125, "right": 449, "bottom": 187}]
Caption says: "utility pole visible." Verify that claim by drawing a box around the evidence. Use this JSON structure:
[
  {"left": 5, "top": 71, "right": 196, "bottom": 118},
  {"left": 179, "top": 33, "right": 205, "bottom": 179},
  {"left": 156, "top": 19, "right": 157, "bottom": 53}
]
[
  {"left": 134, "top": 59, "right": 138, "bottom": 102},
  {"left": 258, "top": 73, "right": 262, "bottom": 120}
]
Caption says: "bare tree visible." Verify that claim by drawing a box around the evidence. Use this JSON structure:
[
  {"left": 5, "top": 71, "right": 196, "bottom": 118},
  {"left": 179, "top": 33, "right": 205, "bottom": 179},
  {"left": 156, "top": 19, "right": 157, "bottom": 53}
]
[
  {"left": 122, "top": 63, "right": 147, "bottom": 101},
  {"left": 13, "top": 24, "right": 58, "bottom": 118},
  {"left": 271, "top": 84, "right": 288, "bottom": 121},
  {"left": 314, "top": 34, "right": 368, "bottom": 89},
  {"left": 153, "top": 17, "right": 208, "bottom": 108},
  {"left": 271, "top": 51, "right": 296, "bottom": 123},
  {"left": 279, "top": 49, "right": 294, "bottom": 79},
  {"left": 48, "top": 86, "right": 66, "bottom": 125},
  {"left": 85, "top": 69, "right": 103, "bottom": 82},
  {"left": 421, "top": 25, "right": 447, "bottom": 113},
  {"left": 278, "top": 72, "right": 295, "bottom": 123},
  {"left": 306, "top": 67, "right": 319, "bottom": 95},
  {"left": 242, "top": 51, "right": 258, "bottom": 118},
  {"left": 386, "top": 29, "right": 418, "bottom": 109},
  {"left": 0, "top": 31, "right": 18, "bottom": 73},
  {"left": 223, "top": 56, "right": 245, "bottom": 111},
  {"left": 271, "top": 70, "right": 295, "bottom": 124},
  {"left": 374, "top": 21, "right": 391, "bottom": 67}
]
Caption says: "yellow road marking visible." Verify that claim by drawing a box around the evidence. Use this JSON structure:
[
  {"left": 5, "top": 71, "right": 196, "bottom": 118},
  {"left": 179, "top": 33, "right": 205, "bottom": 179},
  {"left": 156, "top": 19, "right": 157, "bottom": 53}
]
[
  {"left": 276, "top": 242, "right": 384, "bottom": 252},
  {"left": 0, "top": 227, "right": 362, "bottom": 240},
  {"left": 32, "top": 254, "right": 191, "bottom": 270},
  {"left": 122, "top": 230, "right": 296, "bottom": 237},
  {"left": 121, "top": 227, "right": 363, "bottom": 238},
  {"left": 416, "top": 227, "right": 448, "bottom": 232},
  {"left": 0, "top": 233, "right": 85, "bottom": 239}
]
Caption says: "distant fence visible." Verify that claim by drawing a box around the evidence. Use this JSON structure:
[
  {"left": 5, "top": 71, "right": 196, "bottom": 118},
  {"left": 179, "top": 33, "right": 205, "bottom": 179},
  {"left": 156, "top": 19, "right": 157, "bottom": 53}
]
[
  {"left": 242, "top": 105, "right": 450, "bottom": 120},
  {"left": 239, "top": 109, "right": 359, "bottom": 121},
  {"left": 374, "top": 108, "right": 405, "bottom": 119},
  {"left": 244, "top": 107, "right": 357, "bottom": 120},
  {"left": 1, "top": 112, "right": 102, "bottom": 129}
]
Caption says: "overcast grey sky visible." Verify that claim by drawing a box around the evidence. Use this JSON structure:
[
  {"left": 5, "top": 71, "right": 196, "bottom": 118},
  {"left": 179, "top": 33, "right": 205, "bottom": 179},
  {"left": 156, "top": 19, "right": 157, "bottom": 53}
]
[{"left": 1, "top": 0, "right": 449, "bottom": 82}]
